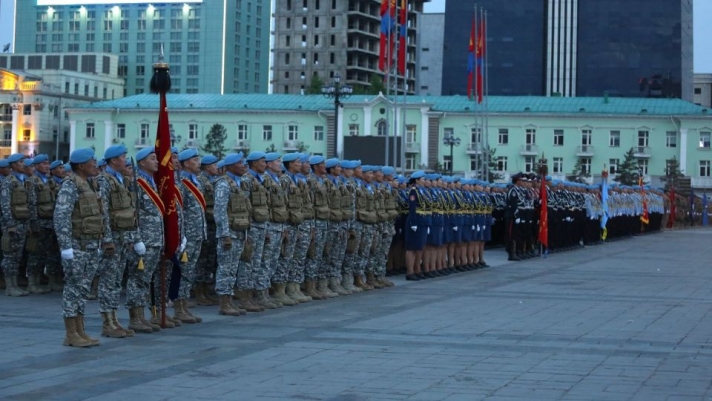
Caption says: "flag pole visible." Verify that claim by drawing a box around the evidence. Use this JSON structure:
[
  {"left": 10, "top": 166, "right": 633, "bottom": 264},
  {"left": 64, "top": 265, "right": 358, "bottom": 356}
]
[
  {"left": 400, "top": 0, "right": 408, "bottom": 175},
  {"left": 392, "top": 5, "right": 398, "bottom": 172},
  {"left": 483, "top": 9, "right": 490, "bottom": 182},
  {"left": 384, "top": 1, "right": 392, "bottom": 167}
]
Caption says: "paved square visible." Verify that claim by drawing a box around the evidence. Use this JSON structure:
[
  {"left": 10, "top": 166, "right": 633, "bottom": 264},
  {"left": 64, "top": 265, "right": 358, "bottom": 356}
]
[{"left": 2, "top": 229, "right": 712, "bottom": 400}]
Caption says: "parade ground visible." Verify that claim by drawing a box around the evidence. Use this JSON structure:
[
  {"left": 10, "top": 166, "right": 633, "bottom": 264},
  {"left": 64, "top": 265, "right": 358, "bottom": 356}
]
[{"left": 2, "top": 229, "right": 712, "bottom": 401}]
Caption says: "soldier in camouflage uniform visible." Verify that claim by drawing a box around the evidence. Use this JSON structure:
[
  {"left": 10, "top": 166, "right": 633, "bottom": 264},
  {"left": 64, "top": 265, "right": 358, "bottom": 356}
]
[
  {"left": 54, "top": 148, "right": 110, "bottom": 347},
  {"left": 0, "top": 159, "right": 8, "bottom": 291},
  {"left": 242, "top": 152, "right": 274, "bottom": 308},
  {"left": 125, "top": 147, "right": 164, "bottom": 334},
  {"left": 25, "top": 154, "right": 54, "bottom": 294},
  {"left": 1, "top": 153, "right": 31, "bottom": 297},
  {"left": 47, "top": 160, "right": 67, "bottom": 291},
  {"left": 261, "top": 152, "right": 290, "bottom": 307},
  {"left": 213, "top": 153, "right": 250, "bottom": 316},
  {"left": 289, "top": 155, "right": 317, "bottom": 300},
  {"left": 274, "top": 153, "right": 309, "bottom": 305},
  {"left": 304, "top": 156, "right": 336, "bottom": 299},
  {"left": 95, "top": 144, "right": 137, "bottom": 338},
  {"left": 324, "top": 159, "right": 351, "bottom": 295},
  {"left": 339, "top": 160, "right": 364, "bottom": 294},
  {"left": 376, "top": 167, "right": 397, "bottom": 287},
  {"left": 194, "top": 155, "right": 220, "bottom": 306},
  {"left": 355, "top": 166, "right": 378, "bottom": 290}
]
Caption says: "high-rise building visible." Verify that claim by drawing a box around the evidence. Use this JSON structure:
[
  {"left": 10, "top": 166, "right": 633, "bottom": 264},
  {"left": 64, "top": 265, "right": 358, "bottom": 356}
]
[
  {"left": 441, "top": 0, "right": 693, "bottom": 101},
  {"left": 416, "top": 13, "right": 444, "bottom": 96},
  {"left": 14, "top": 0, "right": 271, "bottom": 95},
  {"left": 694, "top": 74, "right": 712, "bottom": 108},
  {"left": 271, "top": 0, "right": 428, "bottom": 95}
]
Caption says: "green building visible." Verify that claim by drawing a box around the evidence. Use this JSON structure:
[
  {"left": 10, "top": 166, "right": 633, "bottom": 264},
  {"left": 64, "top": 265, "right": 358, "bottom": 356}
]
[
  {"left": 14, "top": 0, "right": 270, "bottom": 95},
  {"left": 67, "top": 93, "right": 712, "bottom": 188}
]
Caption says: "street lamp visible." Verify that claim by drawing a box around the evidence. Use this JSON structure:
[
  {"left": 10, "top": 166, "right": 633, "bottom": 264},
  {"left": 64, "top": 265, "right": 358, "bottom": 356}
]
[
  {"left": 443, "top": 133, "right": 461, "bottom": 174},
  {"left": 321, "top": 74, "right": 353, "bottom": 158},
  {"left": 170, "top": 129, "right": 182, "bottom": 147}
]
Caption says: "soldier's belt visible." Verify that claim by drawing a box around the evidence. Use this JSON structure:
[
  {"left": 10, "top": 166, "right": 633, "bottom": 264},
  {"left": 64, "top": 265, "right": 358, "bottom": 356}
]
[{"left": 415, "top": 210, "right": 431, "bottom": 215}]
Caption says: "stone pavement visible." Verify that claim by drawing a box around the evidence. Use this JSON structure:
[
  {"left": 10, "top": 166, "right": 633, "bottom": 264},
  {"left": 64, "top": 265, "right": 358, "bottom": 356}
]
[{"left": 2, "top": 229, "right": 712, "bottom": 401}]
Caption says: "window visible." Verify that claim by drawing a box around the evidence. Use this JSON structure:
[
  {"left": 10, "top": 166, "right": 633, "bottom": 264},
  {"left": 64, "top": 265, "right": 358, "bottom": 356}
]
[
  {"left": 553, "top": 157, "right": 563, "bottom": 173},
  {"left": 524, "top": 156, "right": 535, "bottom": 173},
  {"left": 188, "top": 124, "right": 198, "bottom": 140},
  {"left": 469, "top": 156, "right": 480, "bottom": 172},
  {"left": 470, "top": 127, "right": 481, "bottom": 144},
  {"left": 498, "top": 128, "right": 508, "bottom": 145},
  {"left": 609, "top": 130, "right": 620, "bottom": 147},
  {"left": 666, "top": 131, "right": 677, "bottom": 148},
  {"left": 22, "top": 129, "right": 31, "bottom": 142},
  {"left": 314, "top": 125, "right": 324, "bottom": 141},
  {"left": 263, "top": 125, "right": 273, "bottom": 141},
  {"left": 85, "top": 122, "right": 95, "bottom": 138},
  {"left": 237, "top": 124, "right": 248, "bottom": 140},
  {"left": 378, "top": 121, "right": 387, "bottom": 136},
  {"left": 23, "top": 105, "right": 32, "bottom": 116},
  {"left": 700, "top": 132, "right": 711, "bottom": 149},
  {"left": 581, "top": 129, "right": 592, "bottom": 145},
  {"left": 140, "top": 123, "right": 150, "bottom": 138},
  {"left": 609, "top": 159, "right": 619, "bottom": 174},
  {"left": 525, "top": 129, "right": 536, "bottom": 144},
  {"left": 496, "top": 156, "right": 508, "bottom": 171},
  {"left": 700, "top": 160, "right": 711, "bottom": 177},
  {"left": 349, "top": 124, "right": 359, "bottom": 136},
  {"left": 581, "top": 158, "right": 591, "bottom": 175},
  {"left": 443, "top": 155, "right": 452, "bottom": 172},
  {"left": 553, "top": 129, "right": 564, "bottom": 146},
  {"left": 407, "top": 125, "right": 417, "bottom": 143},
  {"left": 288, "top": 125, "right": 299, "bottom": 141},
  {"left": 695, "top": 88, "right": 702, "bottom": 95},
  {"left": 116, "top": 124, "right": 126, "bottom": 139},
  {"left": 637, "top": 130, "right": 649, "bottom": 147},
  {"left": 638, "top": 159, "right": 648, "bottom": 175},
  {"left": 406, "top": 154, "right": 416, "bottom": 170}
]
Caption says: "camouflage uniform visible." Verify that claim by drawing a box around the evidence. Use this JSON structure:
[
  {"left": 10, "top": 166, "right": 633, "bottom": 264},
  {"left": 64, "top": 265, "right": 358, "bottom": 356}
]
[
  {"left": 326, "top": 176, "right": 349, "bottom": 279},
  {"left": 377, "top": 183, "right": 398, "bottom": 277},
  {"left": 196, "top": 172, "right": 217, "bottom": 285},
  {"left": 26, "top": 172, "right": 60, "bottom": 287},
  {"left": 257, "top": 171, "right": 285, "bottom": 291},
  {"left": 342, "top": 176, "right": 362, "bottom": 276},
  {"left": 176, "top": 171, "right": 207, "bottom": 301},
  {"left": 0, "top": 173, "right": 30, "bottom": 279},
  {"left": 356, "top": 181, "right": 378, "bottom": 276},
  {"left": 274, "top": 172, "right": 301, "bottom": 284},
  {"left": 367, "top": 184, "right": 387, "bottom": 275},
  {"left": 240, "top": 170, "right": 269, "bottom": 291},
  {"left": 305, "top": 174, "right": 330, "bottom": 281},
  {"left": 152, "top": 171, "right": 183, "bottom": 307},
  {"left": 54, "top": 175, "right": 108, "bottom": 318},
  {"left": 213, "top": 173, "right": 248, "bottom": 295},
  {"left": 288, "top": 173, "right": 312, "bottom": 285}
]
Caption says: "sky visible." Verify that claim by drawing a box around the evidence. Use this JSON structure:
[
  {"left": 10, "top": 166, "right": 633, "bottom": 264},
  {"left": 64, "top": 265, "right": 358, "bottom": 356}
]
[{"left": 0, "top": 0, "right": 709, "bottom": 73}]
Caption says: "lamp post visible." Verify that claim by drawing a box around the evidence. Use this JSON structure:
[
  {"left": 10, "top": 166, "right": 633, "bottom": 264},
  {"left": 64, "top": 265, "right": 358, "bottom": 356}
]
[
  {"left": 321, "top": 74, "right": 353, "bottom": 158},
  {"left": 443, "top": 133, "right": 461, "bottom": 174}
]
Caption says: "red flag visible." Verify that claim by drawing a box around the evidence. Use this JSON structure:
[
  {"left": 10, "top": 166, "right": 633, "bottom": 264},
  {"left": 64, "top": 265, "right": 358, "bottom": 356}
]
[
  {"left": 538, "top": 176, "right": 548, "bottom": 248},
  {"left": 397, "top": 0, "right": 408, "bottom": 75},
  {"left": 475, "top": 13, "right": 485, "bottom": 104},
  {"left": 378, "top": 0, "right": 396, "bottom": 72},
  {"left": 154, "top": 93, "right": 180, "bottom": 258},
  {"left": 639, "top": 176, "right": 649, "bottom": 225},
  {"left": 467, "top": 16, "right": 475, "bottom": 99}
]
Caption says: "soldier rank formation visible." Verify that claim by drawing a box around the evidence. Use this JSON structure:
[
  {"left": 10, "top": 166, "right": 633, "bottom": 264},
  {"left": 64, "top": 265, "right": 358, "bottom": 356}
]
[{"left": 0, "top": 147, "right": 673, "bottom": 348}]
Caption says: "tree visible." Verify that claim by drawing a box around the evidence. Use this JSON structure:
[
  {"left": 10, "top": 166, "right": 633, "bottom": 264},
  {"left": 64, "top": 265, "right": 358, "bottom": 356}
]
[
  {"left": 264, "top": 143, "right": 277, "bottom": 153},
  {"left": 483, "top": 147, "right": 503, "bottom": 182},
  {"left": 567, "top": 158, "right": 591, "bottom": 184},
  {"left": 430, "top": 161, "right": 449, "bottom": 175},
  {"left": 613, "top": 147, "right": 639, "bottom": 186},
  {"left": 200, "top": 123, "right": 228, "bottom": 159},
  {"left": 661, "top": 156, "right": 684, "bottom": 189},
  {"left": 296, "top": 142, "right": 310, "bottom": 153},
  {"left": 305, "top": 75, "right": 324, "bottom": 95},
  {"left": 368, "top": 74, "right": 386, "bottom": 95}
]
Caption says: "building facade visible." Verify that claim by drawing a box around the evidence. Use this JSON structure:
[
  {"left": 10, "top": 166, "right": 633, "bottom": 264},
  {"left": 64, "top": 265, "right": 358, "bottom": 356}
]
[
  {"left": 415, "top": 13, "right": 444, "bottom": 96},
  {"left": 67, "top": 94, "right": 712, "bottom": 188},
  {"left": 441, "top": 0, "right": 694, "bottom": 101},
  {"left": 694, "top": 74, "right": 712, "bottom": 108},
  {"left": 270, "top": 0, "right": 428, "bottom": 95},
  {"left": 0, "top": 53, "right": 124, "bottom": 160},
  {"left": 14, "top": 0, "right": 270, "bottom": 95}
]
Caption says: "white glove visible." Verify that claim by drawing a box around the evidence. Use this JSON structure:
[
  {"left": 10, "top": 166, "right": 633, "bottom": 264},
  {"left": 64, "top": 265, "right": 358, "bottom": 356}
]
[
  {"left": 180, "top": 236, "right": 187, "bottom": 253},
  {"left": 410, "top": 226, "right": 418, "bottom": 232},
  {"left": 453, "top": 226, "right": 458, "bottom": 232},
  {"left": 427, "top": 227, "right": 430, "bottom": 235},
  {"left": 476, "top": 225, "right": 481, "bottom": 231},
  {"left": 515, "top": 218, "right": 521, "bottom": 224},
  {"left": 133, "top": 242, "right": 146, "bottom": 255},
  {"left": 471, "top": 225, "right": 476, "bottom": 230},
  {"left": 61, "top": 249, "right": 74, "bottom": 260}
]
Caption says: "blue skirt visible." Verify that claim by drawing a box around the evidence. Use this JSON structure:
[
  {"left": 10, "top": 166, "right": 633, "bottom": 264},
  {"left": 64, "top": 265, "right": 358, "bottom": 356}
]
[{"left": 405, "top": 219, "right": 428, "bottom": 251}]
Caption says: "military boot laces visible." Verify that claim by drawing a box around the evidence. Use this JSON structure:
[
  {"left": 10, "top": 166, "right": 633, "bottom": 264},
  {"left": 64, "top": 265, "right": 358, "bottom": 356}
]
[
  {"left": 219, "top": 295, "right": 242, "bottom": 316},
  {"left": 128, "top": 307, "right": 153, "bottom": 333},
  {"left": 272, "top": 283, "right": 298, "bottom": 306},
  {"left": 317, "top": 278, "right": 339, "bottom": 298},
  {"left": 75, "top": 315, "right": 100, "bottom": 346},
  {"left": 63, "top": 317, "right": 93, "bottom": 347},
  {"left": 329, "top": 277, "right": 351, "bottom": 295},
  {"left": 101, "top": 312, "right": 126, "bottom": 338},
  {"left": 111, "top": 310, "right": 134, "bottom": 337}
]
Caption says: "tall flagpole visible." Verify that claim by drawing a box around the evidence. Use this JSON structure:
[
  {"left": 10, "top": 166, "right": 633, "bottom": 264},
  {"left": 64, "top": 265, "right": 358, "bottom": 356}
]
[
  {"left": 392, "top": 17, "right": 399, "bottom": 171},
  {"left": 384, "top": 2, "right": 391, "bottom": 167},
  {"left": 400, "top": 13, "right": 407, "bottom": 175},
  {"left": 484, "top": 9, "right": 490, "bottom": 181},
  {"left": 474, "top": 5, "right": 483, "bottom": 180}
]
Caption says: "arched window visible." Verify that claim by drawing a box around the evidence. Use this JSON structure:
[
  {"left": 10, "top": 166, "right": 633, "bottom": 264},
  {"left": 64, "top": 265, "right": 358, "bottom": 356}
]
[{"left": 377, "top": 120, "right": 386, "bottom": 136}]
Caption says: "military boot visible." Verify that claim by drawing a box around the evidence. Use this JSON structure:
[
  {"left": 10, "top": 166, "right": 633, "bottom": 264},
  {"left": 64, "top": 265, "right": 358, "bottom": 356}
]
[
  {"left": 205, "top": 283, "right": 220, "bottom": 304},
  {"left": 317, "top": 278, "right": 339, "bottom": 298},
  {"left": 263, "top": 289, "right": 283, "bottom": 308},
  {"left": 75, "top": 315, "right": 100, "bottom": 346},
  {"left": 86, "top": 277, "right": 99, "bottom": 300},
  {"left": 234, "top": 290, "right": 263, "bottom": 312},
  {"left": 377, "top": 275, "right": 395, "bottom": 288},
  {"left": 254, "top": 289, "right": 279, "bottom": 309},
  {"left": 183, "top": 299, "right": 203, "bottom": 323},
  {"left": 139, "top": 307, "right": 161, "bottom": 331},
  {"left": 272, "top": 283, "right": 298, "bottom": 306},
  {"left": 101, "top": 312, "right": 126, "bottom": 338},
  {"left": 366, "top": 272, "right": 384, "bottom": 289},
  {"left": 194, "top": 283, "right": 214, "bottom": 306},
  {"left": 63, "top": 317, "right": 92, "bottom": 347},
  {"left": 111, "top": 310, "right": 134, "bottom": 337},
  {"left": 341, "top": 274, "right": 362, "bottom": 293},
  {"left": 294, "top": 282, "right": 313, "bottom": 302},
  {"left": 173, "top": 299, "right": 197, "bottom": 324},
  {"left": 354, "top": 274, "right": 374, "bottom": 291},
  {"left": 219, "top": 295, "right": 243, "bottom": 316},
  {"left": 128, "top": 307, "right": 153, "bottom": 333},
  {"left": 28, "top": 274, "right": 50, "bottom": 294},
  {"left": 151, "top": 310, "right": 176, "bottom": 329},
  {"left": 5, "top": 275, "right": 29, "bottom": 297},
  {"left": 329, "top": 277, "right": 351, "bottom": 295},
  {"left": 303, "top": 280, "right": 325, "bottom": 300},
  {"left": 48, "top": 272, "right": 64, "bottom": 292},
  {"left": 287, "top": 282, "right": 312, "bottom": 303}
]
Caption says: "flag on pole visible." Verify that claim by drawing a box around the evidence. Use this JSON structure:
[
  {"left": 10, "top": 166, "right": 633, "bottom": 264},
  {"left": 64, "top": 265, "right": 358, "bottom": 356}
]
[
  {"left": 467, "top": 15, "right": 476, "bottom": 99},
  {"left": 639, "top": 176, "right": 649, "bottom": 225},
  {"left": 379, "top": 0, "right": 396, "bottom": 72},
  {"left": 538, "top": 174, "right": 548, "bottom": 248},
  {"left": 601, "top": 171, "right": 609, "bottom": 240},
  {"left": 397, "top": 0, "right": 408, "bottom": 75},
  {"left": 475, "top": 12, "right": 485, "bottom": 104},
  {"left": 703, "top": 193, "right": 709, "bottom": 226}
]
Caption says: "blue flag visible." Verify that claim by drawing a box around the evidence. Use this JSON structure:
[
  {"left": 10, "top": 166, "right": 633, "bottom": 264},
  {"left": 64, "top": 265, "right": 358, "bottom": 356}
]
[
  {"left": 703, "top": 193, "right": 709, "bottom": 227},
  {"left": 600, "top": 174, "right": 609, "bottom": 240}
]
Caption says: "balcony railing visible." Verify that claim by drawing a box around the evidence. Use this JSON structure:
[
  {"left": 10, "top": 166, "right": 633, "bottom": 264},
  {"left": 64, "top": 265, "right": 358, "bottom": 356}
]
[
  {"left": 519, "top": 144, "right": 539, "bottom": 155},
  {"left": 283, "top": 140, "right": 301, "bottom": 151},
  {"left": 233, "top": 139, "right": 250, "bottom": 149},
  {"left": 633, "top": 146, "right": 651, "bottom": 158},
  {"left": 691, "top": 177, "right": 712, "bottom": 188},
  {"left": 405, "top": 141, "right": 419, "bottom": 153},
  {"left": 134, "top": 138, "right": 151, "bottom": 148},
  {"left": 0, "top": 139, "right": 11, "bottom": 147},
  {"left": 0, "top": 115, "right": 12, "bottom": 122},
  {"left": 576, "top": 145, "right": 595, "bottom": 156},
  {"left": 466, "top": 143, "right": 484, "bottom": 154},
  {"left": 186, "top": 139, "right": 201, "bottom": 148}
]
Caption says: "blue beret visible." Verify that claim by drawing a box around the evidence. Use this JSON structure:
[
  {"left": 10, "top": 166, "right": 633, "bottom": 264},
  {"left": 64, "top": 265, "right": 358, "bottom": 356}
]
[
  {"left": 125, "top": 159, "right": 133, "bottom": 167},
  {"left": 382, "top": 166, "right": 396, "bottom": 176},
  {"left": 246, "top": 151, "right": 266, "bottom": 162},
  {"left": 201, "top": 155, "right": 218, "bottom": 165},
  {"left": 545, "top": 175, "right": 552, "bottom": 181},
  {"left": 104, "top": 144, "right": 128, "bottom": 160},
  {"left": 178, "top": 148, "right": 199, "bottom": 162},
  {"left": 171, "top": 146, "right": 179, "bottom": 154},
  {"left": 23, "top": 159, "right": 34, "bottom": 167},
  {"left": 265, "top": 152, "right": 281, "bottom": 162},
  {"left": 33, "top": 154, "right": 49, "bottom": 164},
  {"left": 217, "top": 160, "right": 225, "bottom": 169},
  {"left": 299, "top": 153, "right": 310, "bottom": 163},
  {"left": 64, "top": 163, "right": 72, "bottom": 171},
  {"left": 362, "top": 165, "right": 372, "bottom": 172},
  {"left": 136, "top": 147, "right": 155, "bottom": 162},
  {"left": 282, "top": 153, "right": 300, "bottom": 163},
  {"left": 49, "top": 160, "right": 63, "bottom": 170},
  {"left": 372, "top": 165, "right": 382, "bottom": 172},
  {"left": 0, "top": 159, "right": 9, "bottom": 168},
  {"left": 223, "top": 152, "right": 245, "bottom": 166},
  {"left": 69, "top": 148, "right": 95, "bottom": 164},
  {"left": 7, "top": 153, "right": 24, "bottom": 163},
  {"left": 325, "top": 158, "right": 340, "bottom": 169},
  {"left": 353, "top": 160, "right": 362, "bottom": 168},
  {"left": 342, "top": 160, "right": 356, "bottom": 169},
  {"left": 309, "top": 155, "right": 325, "bottom": 165},
  {"left": 410, "top": 170, "right": 425, "bottom": 179},
  {"left": 97, "top": 159, "right": 107, "bottom": 167}
]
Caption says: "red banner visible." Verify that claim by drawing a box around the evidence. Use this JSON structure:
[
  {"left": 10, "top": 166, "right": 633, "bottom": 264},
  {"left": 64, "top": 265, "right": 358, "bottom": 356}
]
[
  {"left": 154, "top": 93, "right": 180, "bottom": 258},
  {"left": 538, "top": 176, "right": 548, "bottom": 248}
]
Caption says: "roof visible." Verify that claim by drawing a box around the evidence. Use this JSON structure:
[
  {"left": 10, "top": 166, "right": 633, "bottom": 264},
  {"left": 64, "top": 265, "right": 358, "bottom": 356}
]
[{"left": 71, "top": 93, "right": 710, "bottom": 116}]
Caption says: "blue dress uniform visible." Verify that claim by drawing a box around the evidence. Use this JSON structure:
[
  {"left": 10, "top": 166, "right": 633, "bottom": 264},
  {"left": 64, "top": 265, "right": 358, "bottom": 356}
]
[{"left": 404, "top": 172, "right": 428, "bottom": 251}]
